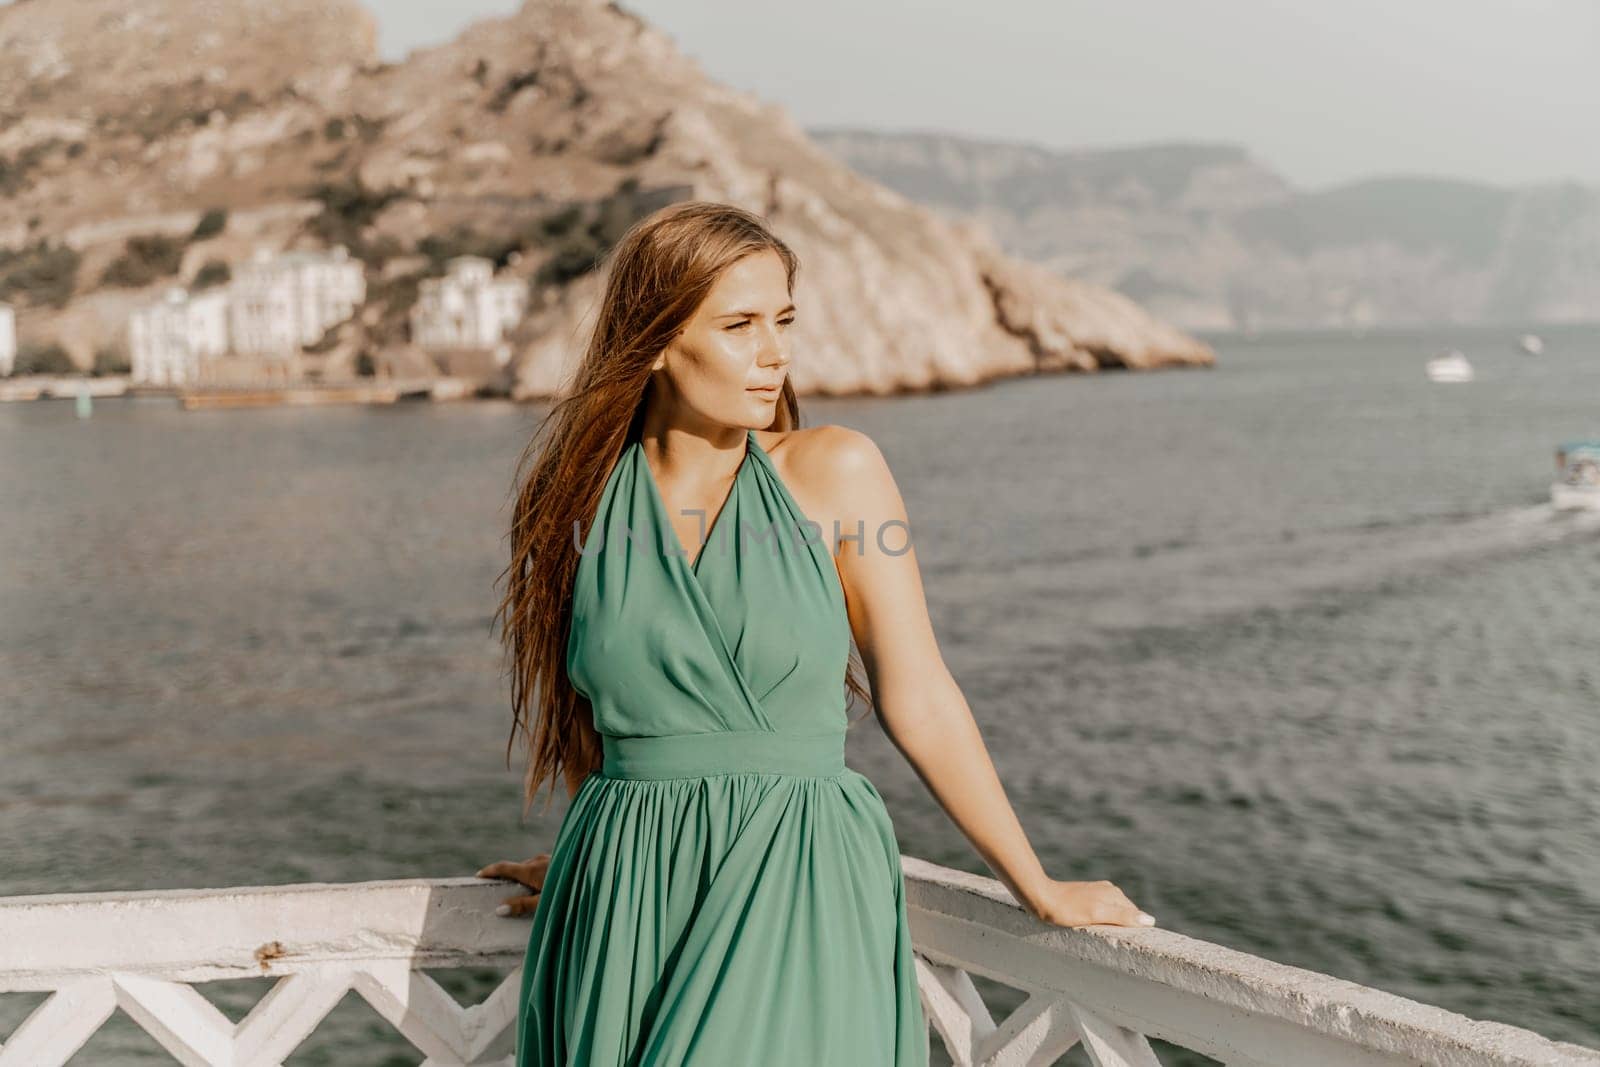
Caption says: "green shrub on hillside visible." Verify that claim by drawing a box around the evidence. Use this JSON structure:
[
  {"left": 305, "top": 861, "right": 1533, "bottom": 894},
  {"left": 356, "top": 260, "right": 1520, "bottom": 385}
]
[
  {"left": 418, "top": 225, "right": 525, "bottom": 272},
  {"left": 93, "top": 345, "right": 131, "bottom": 376},
  {"left": 14, "top": 342, "right": 75, "bottom": 376},
  {"left": 304, "top": 178, "right": 403, "bottom": 261},
  {"left": 0, "top": 140, "right": 60, "bottom": 197},
  {"left": 533, "top": 182, "right": 688, "bottom": 287},
  {"left": 191, "top": 208, "right": 228, "bottom": 240},
  {"left": 101, "top": 234, "right": 185, "bottom": 288},
  {"left": 0, "top": 241, "right": 81, "bottom": 308},
  {"left": 193, "top": 259, "right": 232, "bottom": 289}
]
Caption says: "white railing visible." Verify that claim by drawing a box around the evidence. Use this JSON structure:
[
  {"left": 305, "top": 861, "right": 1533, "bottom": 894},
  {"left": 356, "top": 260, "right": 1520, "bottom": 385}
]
[{"left": 1, "top": 856, "right": 1595, "bottom": 1066}]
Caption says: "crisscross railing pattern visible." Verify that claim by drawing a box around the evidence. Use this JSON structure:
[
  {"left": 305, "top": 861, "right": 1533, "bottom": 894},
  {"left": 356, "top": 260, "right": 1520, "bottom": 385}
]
[{"left": 2, "top": 858, "right": 1596, "bottom": 1066}]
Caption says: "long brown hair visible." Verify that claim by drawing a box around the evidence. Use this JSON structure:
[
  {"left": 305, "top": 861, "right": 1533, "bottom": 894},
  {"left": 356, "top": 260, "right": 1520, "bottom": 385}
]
[{"left": 495, "top": 201, "right": 871, "bottom": 813}]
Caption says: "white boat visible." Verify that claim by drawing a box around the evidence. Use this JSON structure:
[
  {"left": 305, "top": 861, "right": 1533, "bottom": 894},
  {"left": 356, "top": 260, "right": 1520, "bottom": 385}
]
[
  {"left": 1552, "top": 441, "right": 1600, "bottom": 511},
  {"left": 1519, "top": 333, "right": 1545, "bottom": 355},
  {"left": 1425, "top": 350, "right": 1474, "bottom": 383}
]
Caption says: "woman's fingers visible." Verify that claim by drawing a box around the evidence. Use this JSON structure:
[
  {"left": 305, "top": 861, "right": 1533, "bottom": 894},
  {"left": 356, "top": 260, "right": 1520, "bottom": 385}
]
[
  {"left": 474, "top": 859, "right": 528, "bottom": 882},
  {"left": 1032, "top": 879, "right": 1157, "bottom": 929},
  {"left": 1101, "top": 884, "right": 1156, "bottom": 927},
  {"left": 496, "top": 891, "right": 541, "bottom": 918},
  {"left": 474, "top": 853, "right": 553, "bottom": 890},
  {"left": 1108, "top": 902, "right": 1157, "bottom": 926},
  {"left": 476, "top": 854, "right": 552, "bottom": 918}
]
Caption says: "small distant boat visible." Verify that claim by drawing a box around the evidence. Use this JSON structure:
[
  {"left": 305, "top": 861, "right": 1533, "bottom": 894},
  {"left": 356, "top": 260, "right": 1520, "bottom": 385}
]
[
  {"left": 1552, "top": 441, "right": 1600, "bottom": 511},
  {"left": 0, "top": 380, "right": 43, "bottom": 402},
  {"left": 1519, "top": 334, "right": 1545, "bottom": 356},
  {"left": 1426, "top": 350, "right": 1474, "bottom": 383}
]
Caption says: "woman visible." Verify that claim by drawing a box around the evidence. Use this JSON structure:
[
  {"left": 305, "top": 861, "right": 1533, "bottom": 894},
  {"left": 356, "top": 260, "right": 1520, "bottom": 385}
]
[{"left": 480, "top": 201, "right": 1155, "bottom": 1066}]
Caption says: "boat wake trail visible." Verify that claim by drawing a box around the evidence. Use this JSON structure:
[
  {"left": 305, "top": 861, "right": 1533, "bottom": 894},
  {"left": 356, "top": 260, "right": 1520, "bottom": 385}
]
[{"left": 938, "top": 503, "right": 1600, "bottom": 644}]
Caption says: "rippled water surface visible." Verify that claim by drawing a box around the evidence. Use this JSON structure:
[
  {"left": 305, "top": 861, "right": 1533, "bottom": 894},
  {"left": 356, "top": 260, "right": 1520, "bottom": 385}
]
[{"left": 3, "top": 323, "right": 1598, "bottom": 1062}]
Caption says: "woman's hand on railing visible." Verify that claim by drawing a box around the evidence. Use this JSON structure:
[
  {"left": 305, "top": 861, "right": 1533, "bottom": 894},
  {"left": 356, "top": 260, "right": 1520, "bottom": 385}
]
[
  {"left": 1021, "top": 878, "right": 1156, "bottom": 929},
  {"left": 474, "top": 853, "right": 551, "bottom": 918}
]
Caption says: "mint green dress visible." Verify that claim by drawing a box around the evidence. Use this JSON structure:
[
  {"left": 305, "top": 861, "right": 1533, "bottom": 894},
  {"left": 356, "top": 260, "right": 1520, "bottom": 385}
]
[{"left": 515, "top": 428, "right": 927, "bottom": 1066}]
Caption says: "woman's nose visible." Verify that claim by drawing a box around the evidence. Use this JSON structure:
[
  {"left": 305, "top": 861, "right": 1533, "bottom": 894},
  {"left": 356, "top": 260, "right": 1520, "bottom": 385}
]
[{"left": 759, "top": 324, "right": 789, "bottom": 367}]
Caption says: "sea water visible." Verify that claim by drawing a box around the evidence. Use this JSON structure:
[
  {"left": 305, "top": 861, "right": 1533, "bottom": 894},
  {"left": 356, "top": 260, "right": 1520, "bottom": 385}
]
[{"left": 2, "top": 323, "right": 1596, "bottom": 1062}]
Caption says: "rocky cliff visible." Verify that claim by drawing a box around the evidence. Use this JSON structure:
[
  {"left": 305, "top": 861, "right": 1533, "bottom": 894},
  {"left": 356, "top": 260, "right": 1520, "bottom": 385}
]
[
  {"left": 812, "top": 130, "right": 1600, "bottom": 331},
  {"left": 0, "top": 0, "right": 1212, "bottom": 390}
]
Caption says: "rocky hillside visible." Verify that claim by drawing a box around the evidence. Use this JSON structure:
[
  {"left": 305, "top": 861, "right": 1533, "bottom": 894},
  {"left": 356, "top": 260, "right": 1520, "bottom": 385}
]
[
  {"left": 811, "top": 130, "right": 1600, "bottom": 331},
  {"left": 0, "top": 0, "right": 1212, "bottom": 390}
]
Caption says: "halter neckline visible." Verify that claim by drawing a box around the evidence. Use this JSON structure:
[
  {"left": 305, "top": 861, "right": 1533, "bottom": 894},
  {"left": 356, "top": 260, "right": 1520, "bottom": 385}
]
[{"left": 635, "top": 429, "right": 755, "bottom": 573}]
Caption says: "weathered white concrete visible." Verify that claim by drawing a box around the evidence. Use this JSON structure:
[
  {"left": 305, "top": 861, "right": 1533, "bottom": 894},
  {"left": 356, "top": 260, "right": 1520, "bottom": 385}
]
[
  {"left": 0, "top": 857, "right": 1595, "bottom": 1066},
  {"left": 902, "top": 857, "right": 1600, "bottom": 1066}
]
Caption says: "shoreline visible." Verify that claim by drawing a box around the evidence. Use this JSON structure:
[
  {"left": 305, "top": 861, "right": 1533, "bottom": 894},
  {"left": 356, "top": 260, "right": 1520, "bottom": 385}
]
[
  {"left": 0, "top": 359, "right": 1221, "bottom": 409},
  {"left": 0, "top": 376, "right": 489, "bottom": 407}
]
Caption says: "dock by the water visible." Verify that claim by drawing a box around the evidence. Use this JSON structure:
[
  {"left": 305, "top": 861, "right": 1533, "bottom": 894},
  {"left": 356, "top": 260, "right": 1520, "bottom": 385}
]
[
  {"left": 0, "top": 376, "right": 131, "bottom": 403},
  {"left": 0, "top": 376, "right": 486, "bottom": 409},
  {"left": 175, "top": 378, "right": 478, "bottom": 410},
  {"left": 1, "top": 857, "right": 1595, "bottom": 1066}
]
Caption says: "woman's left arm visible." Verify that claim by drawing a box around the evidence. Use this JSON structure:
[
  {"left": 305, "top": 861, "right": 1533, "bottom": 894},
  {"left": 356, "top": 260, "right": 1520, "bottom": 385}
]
[{"left": 815, "top": 427, "right": 1154, "bottom": 930}]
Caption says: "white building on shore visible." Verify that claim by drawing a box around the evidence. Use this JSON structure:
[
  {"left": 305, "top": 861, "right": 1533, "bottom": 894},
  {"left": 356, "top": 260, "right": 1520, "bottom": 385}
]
[
  {"left": 125, "top": 247, "right": 367, "bottom": 385},
  {"left": 410, "top": 255, "right": 527, "bottom": 351},
  {"left": 128, "top": 287, "right": 230, "bottom": 386},
  {"left": 0, "top": 302, "right": 14, "bottom": 377},
  {"left": 229, "top": 246, "right": 366, "bottom": 357}
]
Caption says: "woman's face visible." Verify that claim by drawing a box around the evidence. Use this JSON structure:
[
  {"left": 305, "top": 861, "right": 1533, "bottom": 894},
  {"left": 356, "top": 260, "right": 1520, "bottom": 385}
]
[{"left": 651, "top": 249, "right": 794, "bottom": 427}]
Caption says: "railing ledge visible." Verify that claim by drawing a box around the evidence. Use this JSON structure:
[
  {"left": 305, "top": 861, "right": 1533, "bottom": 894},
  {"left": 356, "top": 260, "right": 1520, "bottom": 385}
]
[{"left": 0, "top": 858, "right": 1595, "bottom": 1067}]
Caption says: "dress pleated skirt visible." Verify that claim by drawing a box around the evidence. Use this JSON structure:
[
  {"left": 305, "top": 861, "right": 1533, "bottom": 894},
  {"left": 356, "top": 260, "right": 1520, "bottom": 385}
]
[{"left": 514, "top": 735, "right": 926, "bottom": 1066}]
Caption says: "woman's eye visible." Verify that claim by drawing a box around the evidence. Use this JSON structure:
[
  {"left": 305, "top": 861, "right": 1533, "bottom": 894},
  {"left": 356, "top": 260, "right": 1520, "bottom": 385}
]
[
  {"left": 779, "top": 317, "right": 795, "bottom": 328},
  {"left": 725, "top": 321, "right": 751, "bottom": 331}
]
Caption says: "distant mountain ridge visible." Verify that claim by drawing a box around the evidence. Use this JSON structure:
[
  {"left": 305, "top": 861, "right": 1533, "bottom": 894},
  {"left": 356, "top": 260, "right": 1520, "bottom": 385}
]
[
  {"left": 810, "top": 129, "right": 1600, "bottom": 330},
  {"left": 0, "top": 0, "right": 1211, "bottom": 390}
]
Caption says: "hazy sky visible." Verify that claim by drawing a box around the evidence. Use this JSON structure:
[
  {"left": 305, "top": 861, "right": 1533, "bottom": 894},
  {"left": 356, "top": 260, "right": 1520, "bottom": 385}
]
[{"left": 384, "top": 1, "right": 1596, "bottom": 189}]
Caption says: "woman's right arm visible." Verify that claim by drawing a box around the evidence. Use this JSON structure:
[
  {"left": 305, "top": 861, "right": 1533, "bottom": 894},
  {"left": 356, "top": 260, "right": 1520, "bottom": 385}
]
[
  {"left": 473, "top": 756, "right": 584, "bottom": 916},
  {"left": 818, "top": 426, "right": 1155, "bottom": 930}
]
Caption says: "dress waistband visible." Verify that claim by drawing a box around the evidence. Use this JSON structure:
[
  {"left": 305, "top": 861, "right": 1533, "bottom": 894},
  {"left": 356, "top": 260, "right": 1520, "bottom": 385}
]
[{"left": 599, "top": 730, "right": 846, "bottom": 780}]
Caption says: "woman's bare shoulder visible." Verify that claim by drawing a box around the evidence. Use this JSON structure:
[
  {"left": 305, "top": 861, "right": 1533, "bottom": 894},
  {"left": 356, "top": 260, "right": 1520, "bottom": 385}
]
[
  {"left": 757, "top": 425, "right": 893, "bottom": 535},
  {"left": 758, "top": 425, "right": 886, "bottom": 486}
]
